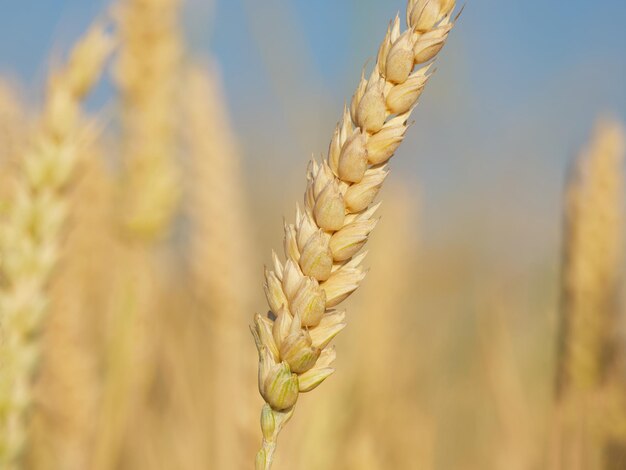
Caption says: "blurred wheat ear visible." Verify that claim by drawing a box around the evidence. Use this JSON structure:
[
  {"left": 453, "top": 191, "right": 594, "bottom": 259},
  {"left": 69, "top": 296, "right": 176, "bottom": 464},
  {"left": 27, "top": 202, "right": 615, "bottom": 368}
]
[
  {"left": 115, "top": 0, "right": 182, "bottom": 241},
  {"left": 29, "top": 150, "right": 117, "bottom": 470},
  {"left": 0, "top": 79, "right": 29, "bottom": 217},
  {"left": 0, "top": 79, "right": 28, "bottom": 165},
  {"left": 552, "top": 118, "right": 626, "bottom": 470},
  {"left": 0, "top": 24, "right": 113, "bottom": 469},
  {"left": 250, "top": 1, "right": 458, "bottom": 468},
  {"left": 92, "top": 1, "right": 184, "bottom": 468},
  {"left": 183, "top": 62, "right": 258, "bottom": 469}
]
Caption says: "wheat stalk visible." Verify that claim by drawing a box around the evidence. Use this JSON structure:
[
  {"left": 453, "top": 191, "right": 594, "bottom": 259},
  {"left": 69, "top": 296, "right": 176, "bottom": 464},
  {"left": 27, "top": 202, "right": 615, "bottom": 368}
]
[
  {"left": 251, "top": 1, "right": 457, "bottom": 467},
  {"left": 0, "top": 25, "right": 113, "bottom": 469},
  {"left": 114, "top": 0, "right": 182, "bottom": 241}
]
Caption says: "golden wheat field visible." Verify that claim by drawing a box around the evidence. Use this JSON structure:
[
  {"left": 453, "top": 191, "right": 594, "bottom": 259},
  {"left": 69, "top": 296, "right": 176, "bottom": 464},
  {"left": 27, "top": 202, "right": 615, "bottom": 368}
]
[{"left": 0, "top": 0, "right": 625, "bottom": 469}]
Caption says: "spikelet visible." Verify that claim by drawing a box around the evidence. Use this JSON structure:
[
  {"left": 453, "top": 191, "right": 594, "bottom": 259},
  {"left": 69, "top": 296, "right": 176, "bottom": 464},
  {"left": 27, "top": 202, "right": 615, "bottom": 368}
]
[
  {"left": 184, "top": 63, "right": 258, "bottom": 469},
  {"left": 115, "top": 0, "right": 182, "bottom": 241},
  {"left": 251, "top": 2, "right": 457, "bottom": 467},
  {"left": 552, "top": 118, "right": 625, "bottom": 469},
  {"left": 0, "top": 25, "right": 113, "bottom": 469}
]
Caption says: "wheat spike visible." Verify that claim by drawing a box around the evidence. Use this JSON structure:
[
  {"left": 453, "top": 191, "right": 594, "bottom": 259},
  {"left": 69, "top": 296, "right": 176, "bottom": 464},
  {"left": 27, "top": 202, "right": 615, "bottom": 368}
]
[
  {"left": 552, "top": 118, "right": 625, "bottom": 469},
  {"left": 115, "top": 0, "right": 182, "bottom": 241},
  {"left": 250, "top": 1, "right": 457, "bottom": 467},
  {"left": 0, "top": 26, "right": 113, "bottom": 469},
  {"left": 92, "top": 0, "right": 183, "bottom": 464},
  {"left": 0, "top": 80, "right": 28, "bottom": 216},
  {"left": 184, "top": 63, "right": 258, "bottom": 469},
  {"left": 559, "top": 118, "right": 625, "bottom": 394},
  {"left": 0, "top": 79, "right": 28, "bottom": 164},
  {"left": 26, "top": 151, "right": 116, "bottom": 470}
]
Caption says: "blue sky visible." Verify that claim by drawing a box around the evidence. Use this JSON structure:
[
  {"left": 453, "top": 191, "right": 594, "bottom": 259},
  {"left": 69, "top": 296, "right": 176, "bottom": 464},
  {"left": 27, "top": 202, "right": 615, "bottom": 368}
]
[
  {"left": 2, "top": 0, "right": 625, "bottom": 140},
  {"left": 1, "top": 0, "right": 625, "bottom": 263},
  {"left": 3, "top": 0, "right": 625, "bottom": 120}
]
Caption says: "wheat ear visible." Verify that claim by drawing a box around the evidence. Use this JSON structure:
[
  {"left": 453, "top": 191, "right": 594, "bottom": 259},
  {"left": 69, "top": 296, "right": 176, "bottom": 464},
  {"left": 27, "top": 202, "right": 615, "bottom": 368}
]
[
  {"left": 0, "top": 79, "right": 27, "bottom": 165},
  {"left": 552, "top": 118, "right": 625, "bottom": 469},
  {"left": 0, "top": 79, "right": 28, "bottom": 215},
  {"left": 184, "top": 63, "right": 258, "bottom": 469},
  {"left": 29, "top": 151, "right": 115, "bottom": 470},
  {"left": 114, "top": 0, "right": 182, "bottom": 241},
  {"left": 251, "top": 1, "right": 457, "bottom": 467},
  {"left": 558, "top": 118, "right": 624, "bottom": 395},
  {"left": 91, "top": 1, "right": 183, "bottom": 463},
  {"left": 0, "top": 26, "right": 113, "bottom": 468}
]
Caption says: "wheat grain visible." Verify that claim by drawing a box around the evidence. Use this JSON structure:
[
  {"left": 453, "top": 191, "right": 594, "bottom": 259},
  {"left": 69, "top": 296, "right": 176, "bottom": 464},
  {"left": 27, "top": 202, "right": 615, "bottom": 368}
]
[
  {"left": 0, "top": 25, "right": 113, "bottom": 469},
  {"left": 251, "top": 1, "right": 457, "bottom": 467}
]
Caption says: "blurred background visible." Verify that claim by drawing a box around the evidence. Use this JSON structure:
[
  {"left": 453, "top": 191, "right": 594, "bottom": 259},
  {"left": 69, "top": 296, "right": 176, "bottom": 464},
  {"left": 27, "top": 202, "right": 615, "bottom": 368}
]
[{"left": 0, "top": 0, "right": 625, "bottom": 469}]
